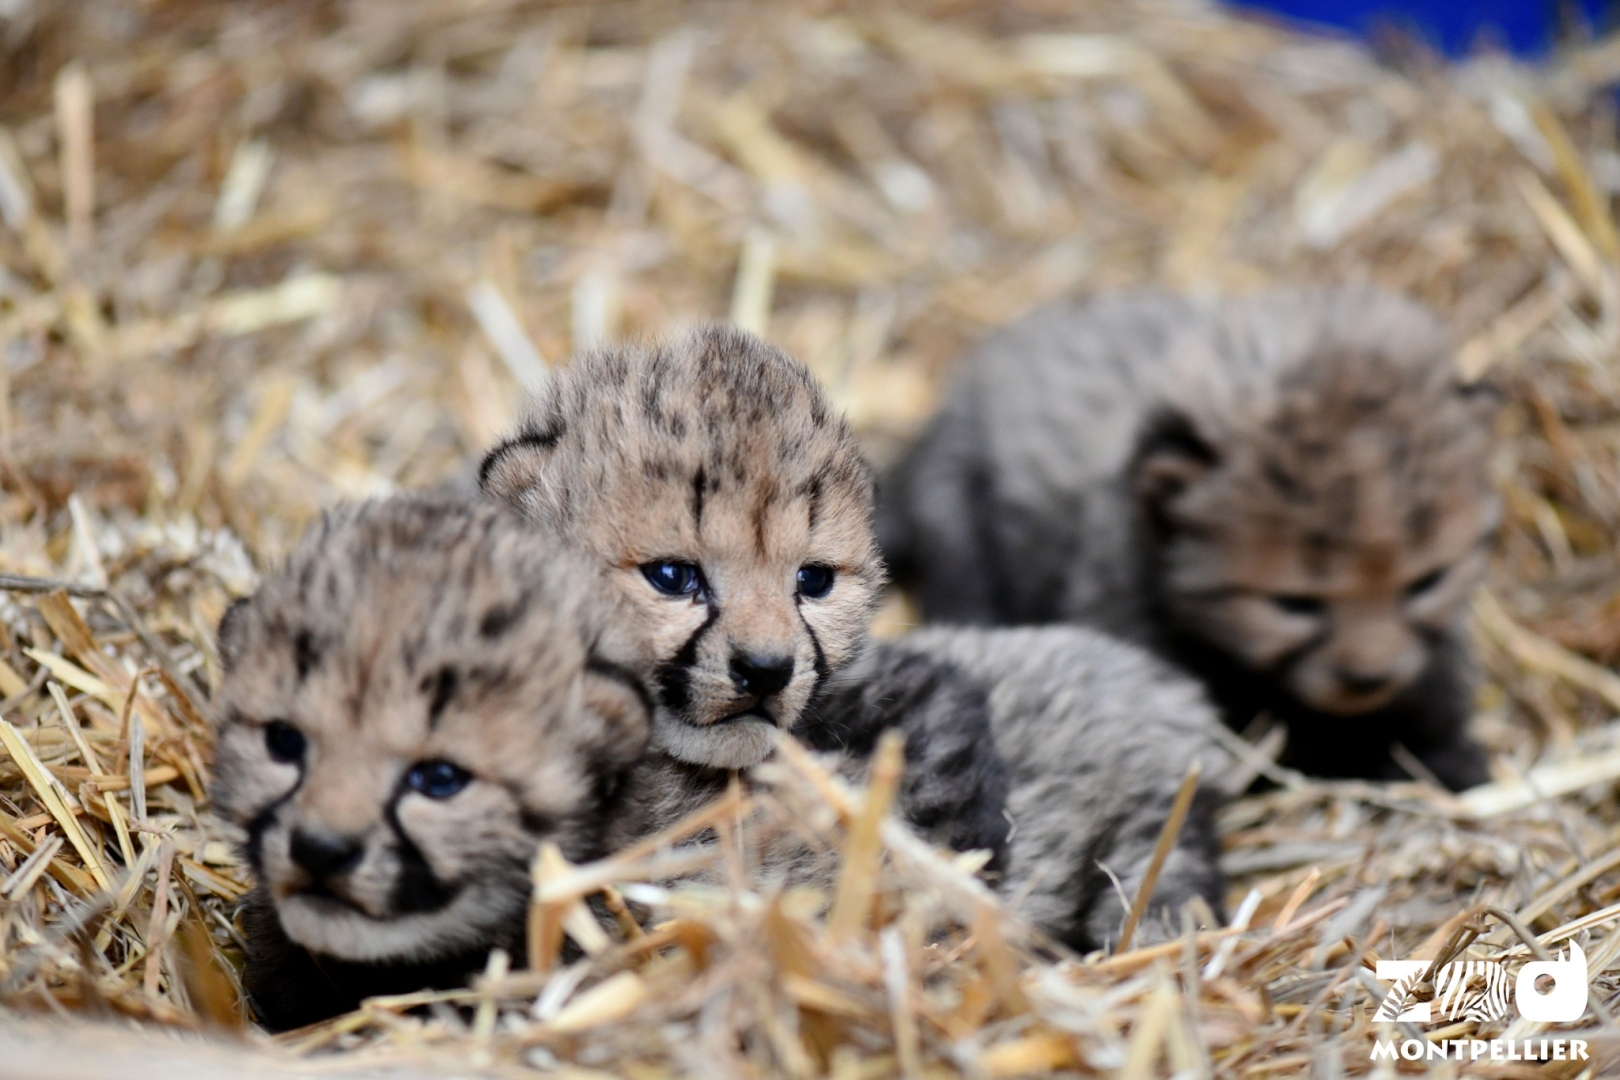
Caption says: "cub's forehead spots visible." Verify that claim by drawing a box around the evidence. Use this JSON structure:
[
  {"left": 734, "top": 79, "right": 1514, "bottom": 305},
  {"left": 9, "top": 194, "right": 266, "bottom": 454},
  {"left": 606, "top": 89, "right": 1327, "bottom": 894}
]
[
  {"left": 1217, "top": 372, "right": 1491, "bottom": 552},
  {"left": 512, "top": 326, "right": 877, "bottom": 565},
  {"left": 478, "top": 597, "right": 528, "bottom": 639},
  {"left": 293, "top": 628, "right": 321, "bottom": 681},
  {"left": 422, "top": 666, "right": 459, "bottom": 728},
  {"left": 220, "top": 495, "right": 601, "bottom": 748},
  {"left": 583, "top": 330, "right": 853, "bottom": 461},
  {"left": 802, "top": 473, "right": 825, "bottom": 530},
  {"left": 691, "top": 467, "right": 708, "bottom": 531}
]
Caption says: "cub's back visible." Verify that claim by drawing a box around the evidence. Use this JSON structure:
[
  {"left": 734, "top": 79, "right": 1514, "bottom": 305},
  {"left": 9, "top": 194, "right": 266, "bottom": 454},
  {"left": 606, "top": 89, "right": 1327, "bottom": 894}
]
[
  {"left": 878, "top": 626, "right": 1226, "bottom": 828},
  {"left": 873, "top": 625, "right": 1230, "bottom": 950}
]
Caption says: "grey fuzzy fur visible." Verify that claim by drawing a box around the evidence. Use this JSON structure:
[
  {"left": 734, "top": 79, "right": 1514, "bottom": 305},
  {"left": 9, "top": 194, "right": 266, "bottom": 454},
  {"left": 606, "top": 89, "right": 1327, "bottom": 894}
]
[
  {"left": 865, "top": 626, "right": 1229, "bottom": 950},
  {"left": 880, "top": 288, "right": 1497, "bottom": 790}
]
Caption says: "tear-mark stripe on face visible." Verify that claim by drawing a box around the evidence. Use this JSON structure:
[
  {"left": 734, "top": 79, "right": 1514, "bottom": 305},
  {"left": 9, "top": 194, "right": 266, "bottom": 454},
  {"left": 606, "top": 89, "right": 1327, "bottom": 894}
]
[
  {"left": 477, "top": 775, "right": 566, "bottom": 839},
  {"left": 243, "top": 777, "right": 304, "bottom": 877},
  {"left": 691, "top": 466, "right": 706, "bottom": 532},
  {"left": 1413, "top": 622, "right": 1448, "bottom": 650},
  {"left": 586, "top": 653, "right": 656, "bottom": 716},
  {"left": 796, "top": 607, "right": 830, "bottom": 703},
  {"left": 1406, "top": 500, "right": 1437, "bottom": 543},
  {"left": 518, "top": 808, "right": 556, "bottom": 836},
  {"left": 383, "top": 791, "right": 461, "bottom": 916},
  {"left": 655, "top": 602, "right": 719, "bottom": 714}
]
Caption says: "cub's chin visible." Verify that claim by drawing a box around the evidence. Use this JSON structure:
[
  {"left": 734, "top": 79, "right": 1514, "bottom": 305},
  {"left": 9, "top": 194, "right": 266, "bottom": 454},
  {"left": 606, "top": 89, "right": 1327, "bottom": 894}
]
[
  {"left": 651, "top": 710, "right": 779, "bottom": 769},
  {"left": 1286, "top": 664, "right": 1413, "bottom": 716},
  {"left": 274, "top": 888, "right": 505, "bottom": 965}
]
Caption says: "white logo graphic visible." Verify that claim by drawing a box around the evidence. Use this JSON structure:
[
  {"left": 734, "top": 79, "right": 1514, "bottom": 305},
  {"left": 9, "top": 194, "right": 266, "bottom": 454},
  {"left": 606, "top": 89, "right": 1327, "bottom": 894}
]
[
  {"left": 1517, "top": 943, "right": 1590, "bottom": 1023},
  {"left": 1373, "top": 942, "right": 1587, "bottom": 1025}
]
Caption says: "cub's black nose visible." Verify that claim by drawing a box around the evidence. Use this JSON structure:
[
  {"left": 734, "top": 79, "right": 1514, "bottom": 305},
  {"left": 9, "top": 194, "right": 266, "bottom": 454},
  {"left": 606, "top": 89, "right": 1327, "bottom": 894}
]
[
  {"left": 289, "top": 828, "right": 364, "bottom": 879},
  {"left": 729, "top": 651, "right": 795, "bottom": 697}
]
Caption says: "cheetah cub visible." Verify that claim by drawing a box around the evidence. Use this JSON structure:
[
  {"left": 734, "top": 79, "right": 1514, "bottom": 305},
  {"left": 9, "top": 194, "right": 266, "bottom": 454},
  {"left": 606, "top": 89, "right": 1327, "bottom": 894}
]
[
  {"left": 481, "top": 326, "right": 879, "bottom": 771},
  {"left": 880, "top": 288, "right": 1499, "bottom": 790},
  {"left": 483, "top": 327, "right": 1225, "bottom": 940},
  {"left": 212, "top": 494, "right": 652, "bottom": 1030},
  {"left": 481, "top": 325, "right": 1011, "bottom": 857}
]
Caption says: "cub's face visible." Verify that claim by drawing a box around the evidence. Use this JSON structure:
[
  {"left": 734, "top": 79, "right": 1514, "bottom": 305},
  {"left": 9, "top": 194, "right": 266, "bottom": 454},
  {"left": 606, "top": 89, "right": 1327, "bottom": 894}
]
[
  {"left": 582, "top": 465, "right": 879, "bottom": 770},
  {"left": 211, "top": 498, "right": 649, "bottom": 964},
  {"left": 1158, "top": 485, "right": 1494, "bottom": 715},
  {"left": 1137, "top": 355, "right": 1500, "bottom": 716},
  {"left": 482, "top": 328, "right": 884, "bottom": 770}
]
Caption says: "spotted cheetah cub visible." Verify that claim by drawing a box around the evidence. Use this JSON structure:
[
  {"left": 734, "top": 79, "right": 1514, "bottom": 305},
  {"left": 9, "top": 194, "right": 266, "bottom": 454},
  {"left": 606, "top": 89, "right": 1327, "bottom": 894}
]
[
  {"left": 212, "top": 494, "right": 652, "bottom": 1030},
  {"left": 482, "top": 327, "right": 1224, "bottom": 940},
  {"left": 481, "top": 326, "right": 1010, "bottom": 858},
  {"left": 481, "top": 326, "right": 879, "bottom": 771},
  {"left": 880, "top": 288, "right": 1499, "bottom": 790}
]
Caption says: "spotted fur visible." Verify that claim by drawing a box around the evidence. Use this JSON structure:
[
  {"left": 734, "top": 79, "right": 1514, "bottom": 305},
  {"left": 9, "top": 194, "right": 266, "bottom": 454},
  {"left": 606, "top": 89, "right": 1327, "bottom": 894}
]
[
  {"left": 481, "top": 326, "right": 1012, "bottom": 866},
  {"left": 800, "top": 648, "right": 1010, "bottom": 870},
  {"left": 880, "top": 288, "right": 1499, "bottom": 790},
  {"left": 212, "top": 494, "right": 652, "bottom": 1029},
  {"left": 481, "top": 325, "right": 884, "bottom": 770},
  {"left": 213, "top": 493, "right": 1000, "bottom": 1029}
]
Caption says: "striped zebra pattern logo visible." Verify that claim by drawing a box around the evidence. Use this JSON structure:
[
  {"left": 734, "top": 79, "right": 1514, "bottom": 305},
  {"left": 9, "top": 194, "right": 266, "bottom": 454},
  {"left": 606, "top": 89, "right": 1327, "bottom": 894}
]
[
  {"left": 1433, "top": 960, "right": 1512, "bottom": 1022},
  {"left": 1374, "top": 943, "right": 1587, "bottom": 1025}
]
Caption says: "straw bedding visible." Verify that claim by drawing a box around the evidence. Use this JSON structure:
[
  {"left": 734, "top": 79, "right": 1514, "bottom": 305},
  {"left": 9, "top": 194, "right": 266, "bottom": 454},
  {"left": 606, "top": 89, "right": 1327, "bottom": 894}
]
[{"left": 3, "top": 0, "right": 1620, "bottom": 1074}]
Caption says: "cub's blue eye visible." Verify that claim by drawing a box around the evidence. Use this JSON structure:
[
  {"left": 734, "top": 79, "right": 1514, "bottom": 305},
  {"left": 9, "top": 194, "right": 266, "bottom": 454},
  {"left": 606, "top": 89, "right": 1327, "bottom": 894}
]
[
  {"left": 796, "top": 565, "right": 835, "bottom": 599},
  {"left": 1270, "top": 594, "right": 1325, "bottom": 617},
  {"left": 641, "top": 561, "right": 703, "bottom": 597},
  {"left": 405, "top": 760, "right": 471, "bottom": 799},
  {"left": 264, "top": 721, "right": 305, "bottom": 764}
]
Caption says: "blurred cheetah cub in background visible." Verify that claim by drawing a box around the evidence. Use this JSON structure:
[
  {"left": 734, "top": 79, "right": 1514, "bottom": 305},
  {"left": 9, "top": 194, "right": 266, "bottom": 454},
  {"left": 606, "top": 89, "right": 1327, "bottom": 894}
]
[
  {"left": 213, "top": 494, "right": 652, "bottom": 1030},
  {"left": 880, "top": 288, "right": 1499, "bottom": 790}
]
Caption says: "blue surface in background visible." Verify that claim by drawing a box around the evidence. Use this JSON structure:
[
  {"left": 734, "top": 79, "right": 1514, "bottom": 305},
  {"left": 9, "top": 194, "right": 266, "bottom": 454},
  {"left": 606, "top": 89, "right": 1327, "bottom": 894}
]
[{"left": 1230, "top": 1, "right": 1614, "bottom": 57}]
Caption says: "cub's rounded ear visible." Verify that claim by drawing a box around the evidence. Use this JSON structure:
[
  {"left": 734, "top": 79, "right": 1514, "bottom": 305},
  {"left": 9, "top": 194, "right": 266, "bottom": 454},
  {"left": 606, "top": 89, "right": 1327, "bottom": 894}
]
[
  {"left": 478, "top": 421, "right": 565, "bottom": 503},
  {"left": 580, "top": 659, "right": 654, "bottom": 772},
  {"left": 217, "top": 595, "right": 254, "bottom": 674},
  {"left": 1131, "top": 410, "right": 1219, "bottom": 507}
]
